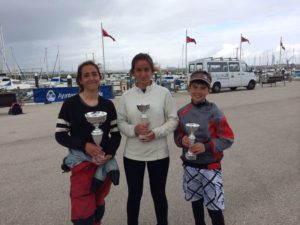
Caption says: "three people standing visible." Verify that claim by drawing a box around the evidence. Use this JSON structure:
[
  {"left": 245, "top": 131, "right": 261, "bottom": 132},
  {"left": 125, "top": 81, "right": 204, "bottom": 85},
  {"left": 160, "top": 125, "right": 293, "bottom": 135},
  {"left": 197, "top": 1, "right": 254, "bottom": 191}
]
[{"left": 55, "top": 56, "right": 234, "bottom": 225}]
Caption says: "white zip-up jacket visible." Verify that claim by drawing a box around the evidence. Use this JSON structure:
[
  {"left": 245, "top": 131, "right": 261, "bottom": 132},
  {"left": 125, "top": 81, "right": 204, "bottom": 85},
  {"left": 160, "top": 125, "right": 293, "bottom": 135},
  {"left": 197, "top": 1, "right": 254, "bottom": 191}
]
[{"left": 117, "top": 82, "right": 178, "bottom": 161}]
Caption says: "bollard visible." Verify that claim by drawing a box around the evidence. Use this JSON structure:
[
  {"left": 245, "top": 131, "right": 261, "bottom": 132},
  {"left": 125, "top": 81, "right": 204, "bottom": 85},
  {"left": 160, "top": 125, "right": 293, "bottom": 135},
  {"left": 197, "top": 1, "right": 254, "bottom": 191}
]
[
  {"left": 67, "top": 74, "right": 72, "bottom": 87},
  {"left": 128, "top": 73, "right": 133, "bottom": 88},
  {"left": 16, "top": 87, "right": 21, "bottom": 104},
  {"left": 34, "top": 73, "right": 39, "bottom": 88},
  {"left": 120, "top": 80, "right": 127, "bottom": 93}
]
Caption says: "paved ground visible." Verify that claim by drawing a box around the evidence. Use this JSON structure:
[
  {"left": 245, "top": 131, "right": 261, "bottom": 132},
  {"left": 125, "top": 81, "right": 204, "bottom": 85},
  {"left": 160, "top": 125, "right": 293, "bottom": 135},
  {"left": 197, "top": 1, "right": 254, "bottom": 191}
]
[{"left": 0, "top": 81, "right": 299, "bottom": 225}]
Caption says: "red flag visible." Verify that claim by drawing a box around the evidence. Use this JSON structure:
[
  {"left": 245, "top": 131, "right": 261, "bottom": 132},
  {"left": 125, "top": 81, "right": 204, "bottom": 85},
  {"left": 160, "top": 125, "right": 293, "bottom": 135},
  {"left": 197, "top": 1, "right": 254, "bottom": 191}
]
[
  {"left": 241, "top": 35, "right": 250, "bottom": 44},
  {"left": 102, "top": 28, "right": 116, "bottom": 42},
  {"left": 280, "top": 39, "right": 285, "bottom": 50},
  {"left": 186, "top": 36, "right": 196, "bottom": 44}
]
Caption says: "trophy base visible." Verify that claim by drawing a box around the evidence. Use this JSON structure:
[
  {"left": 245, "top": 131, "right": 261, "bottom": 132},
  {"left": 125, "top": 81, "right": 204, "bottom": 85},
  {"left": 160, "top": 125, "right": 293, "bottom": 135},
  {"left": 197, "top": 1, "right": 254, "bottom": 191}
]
[{"left": 185, "top": 152, "right": 197, "bottom": 160}]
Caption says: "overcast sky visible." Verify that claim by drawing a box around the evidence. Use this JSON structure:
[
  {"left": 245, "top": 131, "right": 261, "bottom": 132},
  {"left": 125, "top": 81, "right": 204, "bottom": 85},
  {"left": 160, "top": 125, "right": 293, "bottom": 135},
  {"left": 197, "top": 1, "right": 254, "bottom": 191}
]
[{"left": 0, "top": 0, "right": 300, "bottom": 72}]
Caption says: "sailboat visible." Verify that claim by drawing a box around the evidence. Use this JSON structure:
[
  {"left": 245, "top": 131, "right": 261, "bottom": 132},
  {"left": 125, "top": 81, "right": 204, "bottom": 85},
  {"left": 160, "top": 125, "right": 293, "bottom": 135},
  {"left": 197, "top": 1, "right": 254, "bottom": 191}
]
[{"left": 0, "top": 76, "right": 32, "bottom": 90}]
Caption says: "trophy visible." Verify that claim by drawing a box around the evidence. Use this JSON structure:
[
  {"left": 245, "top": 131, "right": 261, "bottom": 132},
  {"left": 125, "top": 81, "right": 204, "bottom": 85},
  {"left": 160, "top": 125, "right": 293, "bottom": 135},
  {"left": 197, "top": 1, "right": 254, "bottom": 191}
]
[
  {"left": 137, "top": 104, "right": 150, "bottom": 140},
  {"left": 85, "top": 111, "right": 107, "bottom": 160},
  {"left": 185, "top": 123, "right": 200, "bottom": 160}
]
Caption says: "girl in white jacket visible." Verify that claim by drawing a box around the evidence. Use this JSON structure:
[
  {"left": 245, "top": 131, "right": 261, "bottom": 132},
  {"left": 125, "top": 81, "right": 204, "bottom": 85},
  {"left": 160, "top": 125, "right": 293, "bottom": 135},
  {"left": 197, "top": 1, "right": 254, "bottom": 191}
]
[{"left": 117, "top": 53, "right": 178, "bottom": 225}]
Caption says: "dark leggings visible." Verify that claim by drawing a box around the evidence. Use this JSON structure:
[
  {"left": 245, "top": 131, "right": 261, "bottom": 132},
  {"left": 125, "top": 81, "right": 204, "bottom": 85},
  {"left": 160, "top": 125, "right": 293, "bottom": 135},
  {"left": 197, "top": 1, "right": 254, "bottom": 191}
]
[
  {"left": 192, "top": 199, "right": 225, "bottom": 225},
  {"left": 124, "top": 157, "right": 169, "bottom": 225}
]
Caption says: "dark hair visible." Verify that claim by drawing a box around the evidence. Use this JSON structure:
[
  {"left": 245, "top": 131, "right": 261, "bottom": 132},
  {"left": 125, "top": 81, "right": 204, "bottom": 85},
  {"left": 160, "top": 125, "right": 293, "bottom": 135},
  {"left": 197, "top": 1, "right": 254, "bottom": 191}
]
[
  {"left": 76, "top": 60, "right": 101, "bottom": 92},
  {"left": 130, "top": 53, "right": 154, "bottom": 74}
]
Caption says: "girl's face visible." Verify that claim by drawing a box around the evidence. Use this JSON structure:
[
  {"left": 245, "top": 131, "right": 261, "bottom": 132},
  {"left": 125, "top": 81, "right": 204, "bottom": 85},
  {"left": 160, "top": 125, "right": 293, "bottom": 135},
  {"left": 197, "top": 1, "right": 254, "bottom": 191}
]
[
  {"left": 189, "top": 82, "right": 210, "bottom": 104},
  {"left": 133, "top": 60, "right": 153, "bottom": 89},
  {"left": 79, "top": 65, "right": 101, "bottom": 92}
]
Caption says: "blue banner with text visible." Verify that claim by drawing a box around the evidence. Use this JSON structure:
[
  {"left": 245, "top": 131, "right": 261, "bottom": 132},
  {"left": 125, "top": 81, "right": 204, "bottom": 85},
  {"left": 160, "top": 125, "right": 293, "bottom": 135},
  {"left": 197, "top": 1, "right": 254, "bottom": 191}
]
[{"left": 33, "top": 86, "right": 113, "bottom": 103}]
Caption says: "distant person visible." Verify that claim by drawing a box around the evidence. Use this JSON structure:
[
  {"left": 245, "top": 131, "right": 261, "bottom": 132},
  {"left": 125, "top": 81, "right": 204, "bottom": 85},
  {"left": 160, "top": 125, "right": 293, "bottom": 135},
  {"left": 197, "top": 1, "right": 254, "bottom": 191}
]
[
  {"left": 55, "top": 60, "right": 121, "bottom": 225},
  {"left": 174, "top": 70, "right": 234, "bottom": 225},
  {"left": 16, "top": 87, "right": 21, "bottom": 104},
  {"left": 281, "top": 68, "right": 285, "bottom": 78},
  {"left": 117, "top": 53, "right": 178, "bottom": 225}
]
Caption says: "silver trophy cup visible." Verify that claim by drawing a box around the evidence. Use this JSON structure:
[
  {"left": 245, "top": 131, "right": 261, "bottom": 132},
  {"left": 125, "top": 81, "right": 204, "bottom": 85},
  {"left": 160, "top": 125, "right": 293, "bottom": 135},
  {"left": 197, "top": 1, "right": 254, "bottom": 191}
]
[
  {"left": 85, "top": 111, "right": 107, "bottom": 147},
  {"left": 137, "top": 104, "right": 150, "bottom": 140},
  {"left": 185, "top": 123, "right": 200, "bottom": 160}
]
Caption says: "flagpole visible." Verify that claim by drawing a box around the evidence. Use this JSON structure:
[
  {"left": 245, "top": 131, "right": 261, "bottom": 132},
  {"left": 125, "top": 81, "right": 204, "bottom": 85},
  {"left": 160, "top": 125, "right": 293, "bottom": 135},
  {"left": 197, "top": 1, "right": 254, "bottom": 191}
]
[
  {"left": 185, "top": 30, "right": 188, "bottom": 76},
  {"left": 101, "top": 22, "right": 106, "bottom": 76},
  {"left": 181, "top": 44, "right": 184, "bottom": 74},
  {"left": 240, "top": 33, "right": 242, "bottom": 60},
  {"left": 279, "top": 37, "right": 282, "bottom": 65}
]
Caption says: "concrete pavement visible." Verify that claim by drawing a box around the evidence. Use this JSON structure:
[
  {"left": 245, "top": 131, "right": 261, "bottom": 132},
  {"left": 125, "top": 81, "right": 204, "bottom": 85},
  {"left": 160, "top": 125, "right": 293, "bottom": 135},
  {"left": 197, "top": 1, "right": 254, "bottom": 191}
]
[{"left": 0, "top": 81, "right": 299, "bottom": 225}]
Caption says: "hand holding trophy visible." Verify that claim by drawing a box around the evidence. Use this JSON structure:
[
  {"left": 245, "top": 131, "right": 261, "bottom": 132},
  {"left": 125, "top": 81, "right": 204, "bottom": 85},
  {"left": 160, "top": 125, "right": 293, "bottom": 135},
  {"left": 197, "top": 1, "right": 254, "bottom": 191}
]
[
  {"left": 185, "top": 123, "right": 200, "bottom": 160},
  {"left": 137, "top": 104, "right": 150, "bottom": 140},
  {"left": 85, "top": 111, "right": 107, "bottom": 162}
]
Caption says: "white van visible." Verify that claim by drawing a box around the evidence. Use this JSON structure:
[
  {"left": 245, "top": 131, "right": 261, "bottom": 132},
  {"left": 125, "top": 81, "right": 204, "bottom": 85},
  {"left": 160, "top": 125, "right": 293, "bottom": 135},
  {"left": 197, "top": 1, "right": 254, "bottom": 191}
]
[{"left": 188, "top": 57, "right": 257, "bottom": 93}]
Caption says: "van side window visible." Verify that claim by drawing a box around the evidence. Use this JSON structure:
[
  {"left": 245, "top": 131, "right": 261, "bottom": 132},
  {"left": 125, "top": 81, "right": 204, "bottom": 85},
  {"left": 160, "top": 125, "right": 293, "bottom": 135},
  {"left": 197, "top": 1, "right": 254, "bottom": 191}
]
[
  {"left": 189, "top": 64, "right": 195, "bottom": 73},
  {"left": 196, "top": 63, "right": 203, "bottom": 71},
  {"left": 208, "top": 62, "right": 224, "bottom": 72},
  {"left": 229, "top": 62, "right": 240, "bottom": 72},
  {"left": 221, "top": 62, "right": 228, "bottom": 72}
]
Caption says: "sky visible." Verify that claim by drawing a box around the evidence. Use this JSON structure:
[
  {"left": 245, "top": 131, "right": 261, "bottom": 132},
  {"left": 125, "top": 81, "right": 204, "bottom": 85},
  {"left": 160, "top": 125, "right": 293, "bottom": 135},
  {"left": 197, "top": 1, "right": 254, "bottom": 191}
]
[{"left": 0, "top": 0, "right": 300, "bottom": 73}]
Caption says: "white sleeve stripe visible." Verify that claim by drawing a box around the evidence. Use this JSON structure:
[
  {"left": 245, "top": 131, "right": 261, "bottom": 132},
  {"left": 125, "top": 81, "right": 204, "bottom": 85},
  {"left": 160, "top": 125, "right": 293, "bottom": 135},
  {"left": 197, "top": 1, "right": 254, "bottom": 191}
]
[
  {"left": 110, "top": 127, "right": 119, "bottom": 132},
  {"left": 57, "top": 118, "right": 71, "bottom": 126},
  {"left": 110, "top": 119, "right": 117, "bottom": 125},
  {"left": 55, "top": 127, "right": 69, "bottom": 132}
]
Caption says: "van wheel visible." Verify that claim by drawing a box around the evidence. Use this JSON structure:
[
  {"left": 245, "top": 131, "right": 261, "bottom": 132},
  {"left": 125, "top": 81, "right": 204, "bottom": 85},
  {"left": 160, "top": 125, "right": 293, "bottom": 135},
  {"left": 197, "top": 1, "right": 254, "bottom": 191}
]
[
  {"left": 212, "top": 83, "right": 221, "bottom": 93},
  {"left": 247, "top": 80, "right": 256, "bottom": 90},
  {"left": 230, "top": 87, "right": 237, "bottom": 91}
]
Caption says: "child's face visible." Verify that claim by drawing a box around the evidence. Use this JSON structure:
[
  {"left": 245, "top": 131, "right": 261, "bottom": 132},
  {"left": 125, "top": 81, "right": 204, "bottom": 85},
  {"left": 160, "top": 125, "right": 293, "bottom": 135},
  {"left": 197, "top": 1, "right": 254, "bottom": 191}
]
[
  {"left": 133, "top": 59, "right": 153, "bottom": 88},
  {"left": 79, "top": 65, "right": 101, "bottom": 92},
  {"left": 189, "top": 82, "right": 209, "bottom": 104}
]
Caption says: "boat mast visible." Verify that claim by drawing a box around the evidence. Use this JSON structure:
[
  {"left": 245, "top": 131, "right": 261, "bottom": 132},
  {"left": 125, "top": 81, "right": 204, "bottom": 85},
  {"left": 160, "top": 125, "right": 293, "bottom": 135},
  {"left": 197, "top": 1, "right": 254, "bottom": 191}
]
[
  {"left": 10, "top": 46, "right": 24, "bottom": 79},
  {"left": 45, "top": 48, "right": 49, "bottom": 78},
  {"left": 52, "top": 45, "right": 60, "bottom": 77},
  {"left": 0, "top": 24, "right": 7, "bottom": 74},
  {"left": 58, "top": 45, "right": 60, "bottom": 76},
  {"left": 0, "top": 24, "right": 12, "bottom": 75}
]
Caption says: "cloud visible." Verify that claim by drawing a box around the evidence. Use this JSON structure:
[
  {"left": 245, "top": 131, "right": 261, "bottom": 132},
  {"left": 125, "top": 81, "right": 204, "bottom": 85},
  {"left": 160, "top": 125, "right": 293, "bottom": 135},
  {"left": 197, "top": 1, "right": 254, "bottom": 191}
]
[{"left": 0, "top": 0, "right": 299, "bottom": 72}]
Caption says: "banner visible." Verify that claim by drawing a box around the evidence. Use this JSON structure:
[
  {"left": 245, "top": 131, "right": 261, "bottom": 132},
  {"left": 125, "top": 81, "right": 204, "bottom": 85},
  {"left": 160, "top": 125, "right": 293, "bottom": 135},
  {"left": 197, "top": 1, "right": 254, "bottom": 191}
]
[{"left": 33, "top": 86, "right": 113, "bottom": 103}]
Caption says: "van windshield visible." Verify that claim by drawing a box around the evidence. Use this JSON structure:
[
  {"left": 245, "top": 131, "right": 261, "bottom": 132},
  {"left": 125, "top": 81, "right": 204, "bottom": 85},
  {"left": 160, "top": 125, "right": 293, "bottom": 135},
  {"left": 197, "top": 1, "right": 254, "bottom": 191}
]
[
  {"left": 241, "top": 63, "right": 252, "bottom": 72},
  {"left": 229, "top": 62, "right": 240, "bottom": 72}
]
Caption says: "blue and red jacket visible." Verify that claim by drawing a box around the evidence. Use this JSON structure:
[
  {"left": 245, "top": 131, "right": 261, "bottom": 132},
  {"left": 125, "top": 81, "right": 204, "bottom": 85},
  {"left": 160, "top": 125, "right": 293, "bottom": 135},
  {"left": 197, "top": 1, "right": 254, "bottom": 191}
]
[{"left": 174, "top": 100, "right": 234, "bottom": 169}]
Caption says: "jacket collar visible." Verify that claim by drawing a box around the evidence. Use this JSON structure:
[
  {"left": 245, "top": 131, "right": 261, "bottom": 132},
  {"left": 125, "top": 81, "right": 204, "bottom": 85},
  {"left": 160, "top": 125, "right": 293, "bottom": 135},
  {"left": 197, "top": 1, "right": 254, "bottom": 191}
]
[
  {"left": 191, "top": 99, "right": 209, "bottom": 107},
  {"left": 134, "top": 80, "right": 154, "bottom": 93}
]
